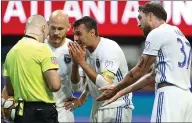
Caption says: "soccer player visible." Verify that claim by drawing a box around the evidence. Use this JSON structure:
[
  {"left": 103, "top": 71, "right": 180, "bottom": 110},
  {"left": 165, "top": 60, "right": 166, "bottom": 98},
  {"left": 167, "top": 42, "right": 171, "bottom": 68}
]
[
  {"left": 68, "top": 16, "right": 134, "bottom": 122},
  {"left": 97, "top": 2, "right": 192, "bottom": 122},
  {"left": 3, "top": 15, "right": 61, "bottom": 123},
  {"left": 45, "top": 10, "right": 86, "bottom": 122}
]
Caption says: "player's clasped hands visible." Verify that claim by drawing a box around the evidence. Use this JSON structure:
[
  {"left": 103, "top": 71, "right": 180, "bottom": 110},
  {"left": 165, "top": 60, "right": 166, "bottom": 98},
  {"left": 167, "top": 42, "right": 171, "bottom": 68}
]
[{"left": 68, "top": 42, "right": 86, "bottom": 65}]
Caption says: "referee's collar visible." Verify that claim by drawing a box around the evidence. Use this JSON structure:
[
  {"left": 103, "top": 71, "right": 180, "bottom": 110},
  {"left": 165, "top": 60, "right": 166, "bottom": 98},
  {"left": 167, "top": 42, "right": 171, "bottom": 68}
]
[{"left": 24, "top": 35, "right": 37, "bottom": 41}]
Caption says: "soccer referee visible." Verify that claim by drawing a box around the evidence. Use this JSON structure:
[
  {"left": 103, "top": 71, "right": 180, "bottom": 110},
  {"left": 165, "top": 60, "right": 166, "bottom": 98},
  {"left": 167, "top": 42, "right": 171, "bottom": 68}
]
[{"left": 3, "top": 15, "right": 61, "bottom": 123}]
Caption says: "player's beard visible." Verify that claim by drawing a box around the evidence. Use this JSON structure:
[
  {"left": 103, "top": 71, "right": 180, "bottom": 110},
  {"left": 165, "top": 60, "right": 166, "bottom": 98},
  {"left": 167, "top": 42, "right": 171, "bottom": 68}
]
[
  {"left": 51, "top": 34, "right": 65, "bottom": 43},
  {"left": 49, "top": 34, "right": 66, "bottom": 48},
  {"left": 143, "top": 26, "right": 152, "bottom": 37}
]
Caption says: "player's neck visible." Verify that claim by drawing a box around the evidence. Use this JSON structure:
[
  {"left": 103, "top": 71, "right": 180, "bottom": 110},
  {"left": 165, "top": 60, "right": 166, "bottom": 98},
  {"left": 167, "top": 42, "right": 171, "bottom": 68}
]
[
  {"left": 152, "top": 20, "right": 165, "bottom": 30},
  {"left": 87, "top": 36, "right": 100, "bottom": 52}
]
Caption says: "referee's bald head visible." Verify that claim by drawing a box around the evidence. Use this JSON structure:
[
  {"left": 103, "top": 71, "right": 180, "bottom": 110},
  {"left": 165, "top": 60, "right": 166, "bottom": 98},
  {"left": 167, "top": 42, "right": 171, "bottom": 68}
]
[
  {"left": 26, "top": 14, "right": 47, "bottom": 30},
  {"left": 25, "top": 14, "right": 49, "bottom": 42}
]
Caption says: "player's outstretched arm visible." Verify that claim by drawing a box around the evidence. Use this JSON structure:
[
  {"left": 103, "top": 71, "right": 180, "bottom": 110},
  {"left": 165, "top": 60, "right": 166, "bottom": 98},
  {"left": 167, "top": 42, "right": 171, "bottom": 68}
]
[
  {"left": 98, "top": 70, "right": 155, "bottom": 105},
  {"left": 96, "top": 55, "right": 156, "bottom": 101}
]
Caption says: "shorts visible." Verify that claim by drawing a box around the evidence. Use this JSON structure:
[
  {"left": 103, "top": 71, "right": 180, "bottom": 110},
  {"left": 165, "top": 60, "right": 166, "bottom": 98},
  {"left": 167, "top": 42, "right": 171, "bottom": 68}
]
[
  {"left": 90, "top": 106, "right": 132, "bottom": 122},
  {"left": 151, "top": 86, "right": 192, "bottom": 122},
  {"left": 57, "top": 107, "right": 74, "bottom": 122}
]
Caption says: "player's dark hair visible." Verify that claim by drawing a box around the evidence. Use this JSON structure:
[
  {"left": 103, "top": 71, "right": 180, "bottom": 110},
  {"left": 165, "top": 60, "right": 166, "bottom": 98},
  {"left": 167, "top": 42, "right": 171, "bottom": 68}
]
[
  {"left": 139, "top": 2, "right": 167, "bottom": 22},
  {"left": 73, "top": 16, "right": 99, "bottom": 36}
]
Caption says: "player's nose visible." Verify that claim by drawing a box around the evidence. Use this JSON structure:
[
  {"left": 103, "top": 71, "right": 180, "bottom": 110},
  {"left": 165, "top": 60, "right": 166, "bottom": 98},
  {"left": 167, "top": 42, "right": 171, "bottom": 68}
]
[
  {"left": 137, "top": 23, "right": 141, "bottom": 29},
  {"left": 54, "top": 29, "right": 60, "bottom": 35}
]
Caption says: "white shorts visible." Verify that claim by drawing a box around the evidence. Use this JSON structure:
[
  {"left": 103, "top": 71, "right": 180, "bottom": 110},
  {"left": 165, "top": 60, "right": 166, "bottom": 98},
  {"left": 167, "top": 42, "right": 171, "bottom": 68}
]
[
  {"left": 90, "top": 106, "right": 132, "bottom": 122},
  {"left": 151, "top": 86, "right": 192, "bottom": 122},
  {"left": 57, "top": 107, "right": 74, "bottom": 122}
]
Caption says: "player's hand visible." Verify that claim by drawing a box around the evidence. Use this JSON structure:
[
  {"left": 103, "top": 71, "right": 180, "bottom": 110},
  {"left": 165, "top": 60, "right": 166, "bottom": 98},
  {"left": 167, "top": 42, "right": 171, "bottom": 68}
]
[
  {"left": 96, "top": 85, "right": 118, "bottom": 102},
  {"left": 68, "top": 42, "right": 86, "bottom": 65},
  {"left": 64, "top": 97, "right": 83, "bottom": 111},
  {"left": 103, "top": 89, "right": 126, "bottom": 106}
]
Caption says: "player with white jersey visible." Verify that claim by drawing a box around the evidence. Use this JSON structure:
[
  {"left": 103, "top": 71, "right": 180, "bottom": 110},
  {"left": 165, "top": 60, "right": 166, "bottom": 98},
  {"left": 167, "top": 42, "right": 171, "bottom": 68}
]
[
  {"left": 47, "top": 10, "right": 86, "bottom": 122},
  {"left": 68, "top": 16, "right": 134, "bottom": 122},
  {"left": 97, "top": 2, "right": 192, "bottom": 122},
  {"left": 144, "top": 24, "right": 192, "bottom": 122}
]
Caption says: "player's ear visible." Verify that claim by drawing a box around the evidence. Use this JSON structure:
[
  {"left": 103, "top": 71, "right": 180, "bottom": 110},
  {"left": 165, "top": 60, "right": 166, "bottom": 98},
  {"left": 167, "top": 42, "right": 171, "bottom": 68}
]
[
  {"left": 90, "top": 29, "right": 95, "bottom": 36},
  {"left": 148, "top": 12, "right": 153, "bottom": 21},
  {"left": 67, "top": 23, "right": 71, "bottom": 32}
]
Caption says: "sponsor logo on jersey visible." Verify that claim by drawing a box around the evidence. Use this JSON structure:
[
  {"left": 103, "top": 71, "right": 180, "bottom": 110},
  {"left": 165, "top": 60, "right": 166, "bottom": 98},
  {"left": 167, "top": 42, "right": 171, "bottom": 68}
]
[
  {"left": 64, "top": 54, "right": 71, "bottom": 64},
  {"left": 96, "top": 58, "right": 100, "bottom": 68}
]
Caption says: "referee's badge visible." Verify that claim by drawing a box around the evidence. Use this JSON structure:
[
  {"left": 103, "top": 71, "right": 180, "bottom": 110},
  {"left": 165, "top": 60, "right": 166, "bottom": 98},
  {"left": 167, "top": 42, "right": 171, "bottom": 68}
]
[
  {"left": 96, "top": 58, "right": 100, "bottom": 68},
  {"left": 64, "top": 54, "right": 71, "bottom": 64},
  {"left": 51, "top": 57, "right": 58, "bottom": 64}
]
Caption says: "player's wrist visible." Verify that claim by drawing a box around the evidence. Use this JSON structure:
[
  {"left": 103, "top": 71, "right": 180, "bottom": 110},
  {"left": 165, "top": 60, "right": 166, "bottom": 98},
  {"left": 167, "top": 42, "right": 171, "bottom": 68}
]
[
  {"left": 77, "top": 98, "right": 85, "bottom": 107},
  {"left": 72, "top": 62, "right": 79, "bottom": 68},
  {"left": 114, "top": 86, "right": 120, "bottom": 94},
  {"left": 78, "top": 61, "right": 88, "bottom": 68}
]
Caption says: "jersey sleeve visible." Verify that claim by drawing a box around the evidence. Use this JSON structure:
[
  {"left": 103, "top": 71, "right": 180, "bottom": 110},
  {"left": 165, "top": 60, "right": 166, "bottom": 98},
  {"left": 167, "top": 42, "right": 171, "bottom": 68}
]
[
  {"left": 40, "top": 44, "right": 59, "bottom": 72},
  {"left": 143, "top": 29, "right": 165, "bottom": 56},
  {"left": 99, "top": 50, "right": 120, "bottom": 83}
]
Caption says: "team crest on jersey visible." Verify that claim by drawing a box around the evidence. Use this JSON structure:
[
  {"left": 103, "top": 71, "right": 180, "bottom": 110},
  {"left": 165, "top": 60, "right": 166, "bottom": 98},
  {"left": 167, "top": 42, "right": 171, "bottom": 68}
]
[
  {"left": 96, "top": 58, "right": 100, "bottom": 68},
  {"left": 64, "top": 54, "right": 71, "bottom": 64}
]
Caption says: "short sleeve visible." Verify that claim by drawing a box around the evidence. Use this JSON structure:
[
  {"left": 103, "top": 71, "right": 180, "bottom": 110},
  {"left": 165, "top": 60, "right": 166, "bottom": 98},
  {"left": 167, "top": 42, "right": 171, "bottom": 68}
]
[
  {"left": 95, "top": 50, "right": 120, "bottom": 85},
  {"left": 143, "top": 29, "right": 165, "bottom": 56},
  {"left": 100, "top": 53, "right": 119, "bottom": 75},
  {"left": 40, "top": 45, "right": 59, "bottom": 72}
]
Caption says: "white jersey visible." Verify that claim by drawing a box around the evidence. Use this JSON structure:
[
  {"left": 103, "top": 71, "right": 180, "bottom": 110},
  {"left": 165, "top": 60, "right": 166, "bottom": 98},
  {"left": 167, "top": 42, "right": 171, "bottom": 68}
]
[
  {"left": 143, "top": 23, "right": 191, "bottom": 90},
  {"left": 45, "top": 38, "right": 73, "bottom": 107},
  {"left": 85, "top": 37, "right": 133, "bottom": 110}
]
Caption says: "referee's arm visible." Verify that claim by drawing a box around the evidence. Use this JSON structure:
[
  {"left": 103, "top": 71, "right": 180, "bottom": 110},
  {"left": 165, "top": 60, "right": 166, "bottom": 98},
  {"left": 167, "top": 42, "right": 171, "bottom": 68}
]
[
  {"left": 4, "top": 76, "right": 14, "bottom": 96},
  {"left": 43, "top": 69, "right": 61, "bottom": 92}
]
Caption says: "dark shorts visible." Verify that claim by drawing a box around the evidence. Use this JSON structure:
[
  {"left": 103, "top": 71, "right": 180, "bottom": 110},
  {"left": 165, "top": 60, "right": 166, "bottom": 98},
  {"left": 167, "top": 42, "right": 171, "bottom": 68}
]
[{"left": 14, "top": 102, "right": 59, "bottom": 123}]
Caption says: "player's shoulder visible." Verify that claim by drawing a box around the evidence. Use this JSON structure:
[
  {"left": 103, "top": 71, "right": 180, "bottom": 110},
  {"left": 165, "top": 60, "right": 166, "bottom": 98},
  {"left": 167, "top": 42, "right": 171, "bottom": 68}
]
[
  {"left": 100, "top": 37, "right": 119, "bottom": 48},
  {"left": 146, "top": 24, "right": 171, "bottom": 41},
  {"left": 61, "top": 38, "right": 72, "bottom": 48},
  {"left": 99, "top": 37, "right": 122, "bottom": 57}
]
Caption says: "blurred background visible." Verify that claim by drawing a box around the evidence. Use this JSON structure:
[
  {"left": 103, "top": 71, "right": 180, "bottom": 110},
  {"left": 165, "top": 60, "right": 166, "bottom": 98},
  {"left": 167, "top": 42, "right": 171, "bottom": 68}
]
[{"left": 1, "top": 1, "right": 192, "bottom": 122}]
